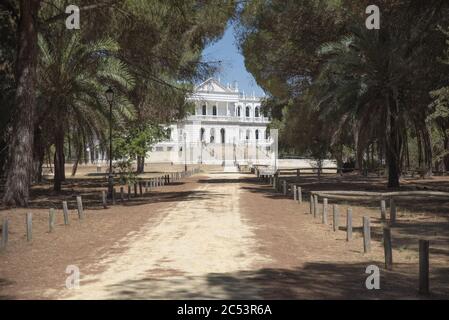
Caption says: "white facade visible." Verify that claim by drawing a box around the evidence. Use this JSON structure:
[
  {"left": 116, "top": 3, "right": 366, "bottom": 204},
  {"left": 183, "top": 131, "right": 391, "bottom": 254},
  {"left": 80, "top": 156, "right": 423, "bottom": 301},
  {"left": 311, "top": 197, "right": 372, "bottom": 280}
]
[{"left": 147, "top": 78, "right": 273, "bottom": 166}]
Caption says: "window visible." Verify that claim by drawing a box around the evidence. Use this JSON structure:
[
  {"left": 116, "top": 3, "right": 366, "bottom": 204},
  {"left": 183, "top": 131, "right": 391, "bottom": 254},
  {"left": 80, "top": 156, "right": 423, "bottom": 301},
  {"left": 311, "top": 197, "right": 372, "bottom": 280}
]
[
  {"left": 210, "top": 128, "right": 215, "bottom": 143},
  {"left": 246, "top": 106, "right": 250, "bottom": 117},
  {"left": 255, "top": 107, "right": 260, "bottom": 118},
  {"left": 202, "top": 105, "right": 207, "bottom": 115},
  {"left": 200, "top": 128, "right": 205, "bottom": 141},
  {"left": 255, "top": 129, "right": 259, "bottom": 140},
  {"left": 265, "top": 130, "right": 270, "bottom": 140},
  {"left": 155, "top": 146, "right": 164, "bottom": 152},
  {"left": 246, "top": 129, "right": 250, "bottom": 140},
  {"left": 237, "top": 106, "right": 241, "bottom": 117},
  {"left": 212, "top": 106, "right": 217, "bottom": 116},
  {"left": 167, "top": 147, "right": 173, "bottom": 151},
  {"left": 220, "top": 128, "right": 225, "bottom": 144}
]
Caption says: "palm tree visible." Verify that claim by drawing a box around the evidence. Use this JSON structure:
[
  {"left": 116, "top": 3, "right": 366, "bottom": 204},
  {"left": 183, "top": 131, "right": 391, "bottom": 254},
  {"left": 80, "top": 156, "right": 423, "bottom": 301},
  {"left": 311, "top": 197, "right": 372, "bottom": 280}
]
[{"left": 37, "top": 30, "right": 135, "bottom": 191}]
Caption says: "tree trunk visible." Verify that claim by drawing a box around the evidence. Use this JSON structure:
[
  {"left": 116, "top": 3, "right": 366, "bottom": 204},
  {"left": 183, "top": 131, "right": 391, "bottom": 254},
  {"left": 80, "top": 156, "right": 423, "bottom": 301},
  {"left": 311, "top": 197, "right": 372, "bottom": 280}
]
[
  {"left": 53, "top": 123, "right": 65, "bottom": 192},
  {"left": 3, "top": 0, "right": 41, "bottom": 206},
  {"left": 32, "top": 126, "right": 45, "bottom": 183},
  {"left": 137, "top": 156, "right": 145, "bottom": 174},
  {"left": 385, "top": 95, "right": 402, "bottom": 188},
  {"left": 71, "top": 140, "right": 82, "bottom": 176},
  {"left": 443, "top": 134, "right": 449, "bottom": 171}
]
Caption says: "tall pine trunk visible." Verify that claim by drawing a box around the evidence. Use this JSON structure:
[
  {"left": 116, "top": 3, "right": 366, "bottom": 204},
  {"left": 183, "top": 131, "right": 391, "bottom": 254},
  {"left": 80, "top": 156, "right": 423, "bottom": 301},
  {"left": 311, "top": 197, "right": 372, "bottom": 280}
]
[
  {"left": 385, "top": 95, "right": 402, "bottom": 188},
  {"left": 3, "top": 0, "right": 41, "bottom": 206}
]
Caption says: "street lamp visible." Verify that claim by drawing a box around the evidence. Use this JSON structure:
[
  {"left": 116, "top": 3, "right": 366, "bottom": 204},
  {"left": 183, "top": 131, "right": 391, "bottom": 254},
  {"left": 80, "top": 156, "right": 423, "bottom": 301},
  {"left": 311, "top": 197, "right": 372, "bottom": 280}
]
[
  {"left": 183, "top": 132, "right": 187, "bottom": 172},
  {"left": 105, "top": 87, "right": 114, "bottom": 199}
]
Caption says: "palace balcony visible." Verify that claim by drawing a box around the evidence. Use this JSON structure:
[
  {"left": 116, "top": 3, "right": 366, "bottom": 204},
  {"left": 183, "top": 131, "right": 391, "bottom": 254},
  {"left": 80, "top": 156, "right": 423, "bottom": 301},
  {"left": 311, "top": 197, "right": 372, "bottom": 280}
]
[{"left": 187, "top": 115, "right": 270, "bottom": 124}]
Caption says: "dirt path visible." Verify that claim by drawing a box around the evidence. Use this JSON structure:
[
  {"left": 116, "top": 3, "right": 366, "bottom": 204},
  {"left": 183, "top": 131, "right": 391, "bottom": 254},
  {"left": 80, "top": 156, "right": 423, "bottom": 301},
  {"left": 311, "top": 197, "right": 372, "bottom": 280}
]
[
  {"left": 2, "top": 172, "right": 448, "bottom": 299},
  {"left": 61, "top": 173, "right": 271, "bottom": 299}
]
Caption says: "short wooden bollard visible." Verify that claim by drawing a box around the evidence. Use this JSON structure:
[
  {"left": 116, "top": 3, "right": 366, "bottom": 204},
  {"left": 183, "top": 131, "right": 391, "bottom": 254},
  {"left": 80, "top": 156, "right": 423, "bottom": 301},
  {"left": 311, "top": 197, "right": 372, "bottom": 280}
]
[
  {"left": 309, "top": 195, "right": 313, "bottom": 215},
  {"left": 363, "top": 216, "right": 371, "bottom": 253},
  {"left": 62, "top": 201, "right": 69, "bottom": 225},
  {"left": 383, "top": 227, "right": 393, "bottom": 270},
  {"left": 333, "top": 205, "right": 339, "bottom": 232},
  {"left": 419, "top": 239, "right": 430, "bottom": 295},
  {"left": 26, "top": 212, "right": 33, "bottom": 241},
  {"left": 293, "top": 185, "right": 297, "bottom": 201},
  {"left": 120, "top": 187, "right": 124, "bottom": 202},
  {"left": 297, "top": 187, "right": 302, "bottom": 204},
  {"left": 380, "top": 200, "right": 386, "bottom": 220},
  {"left": 346, "top": 208, "right": 353, "bottom": 241},
  {"left": 76, "top": 196, "right": 84, "bottom": 220},
  {"left": 313, "top": 195, "right": 318, "bottom": 218},
  {"left": 49, "top": 208, "right": 56, "bottom": 233},
  {"left": 390, "top": 197, "right": 397, "bottom": 223},
  {"left": 322, "top": 198, "right": 328, "bottom": 224},
  {"left": 1, "top": 218, "right": 9, "bottom": 249},
  {"left": 102, "top": 191, "right": 107, "bottom": 209}
]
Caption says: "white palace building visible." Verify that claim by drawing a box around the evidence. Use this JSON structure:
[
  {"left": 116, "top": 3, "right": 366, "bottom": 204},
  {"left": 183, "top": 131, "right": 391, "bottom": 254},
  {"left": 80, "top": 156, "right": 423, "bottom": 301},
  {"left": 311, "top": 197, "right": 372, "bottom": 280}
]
[{"left": 147, "top": 78, "right": 275, "bottom": 167}]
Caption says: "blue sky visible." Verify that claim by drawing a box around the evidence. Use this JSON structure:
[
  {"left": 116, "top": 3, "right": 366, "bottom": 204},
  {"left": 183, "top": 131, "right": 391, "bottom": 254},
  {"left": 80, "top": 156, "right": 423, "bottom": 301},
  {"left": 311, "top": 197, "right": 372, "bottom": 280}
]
[{"left": 201, "top": 24, "right": 265, "bottom": 97}]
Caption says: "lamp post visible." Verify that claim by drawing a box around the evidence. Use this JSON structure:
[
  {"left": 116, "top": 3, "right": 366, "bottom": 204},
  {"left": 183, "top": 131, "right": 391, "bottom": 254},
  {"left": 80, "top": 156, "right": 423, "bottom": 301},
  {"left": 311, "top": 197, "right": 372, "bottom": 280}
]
[
  {"left": 105, "top": 87, "right": 114, "bottom": 199},
  {"left": 184, "top": 132, "right": 187, "bottom": 172}
]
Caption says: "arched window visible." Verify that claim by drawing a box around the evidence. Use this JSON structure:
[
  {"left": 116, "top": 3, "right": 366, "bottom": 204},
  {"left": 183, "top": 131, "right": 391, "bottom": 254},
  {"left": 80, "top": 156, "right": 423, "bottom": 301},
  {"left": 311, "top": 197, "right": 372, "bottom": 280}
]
[
  {"left": 212, "top": 105, "right": 217, "bottom": 116},
  {"left": 246, "top": 106, "right": 250, "bottom": 117},
  {"left": 246, "top": 129, "right": 250, "bottom": 140},
  {"left": 202, "top": 105, "right": 207, "bottom": 115},
  {"left": 255, "top": 107, "right": 260, "bottom": 118},
  {"left": 255, "top": 129, "right": 259, "bottom": 140},
  {"left": 265, "top": 130, "right": 270, "bottom": 140},
  {"left": 237, "top": 106, "right": 241, "bottom": 117},
  {"left": 220, "top": 128, "right": 225, "bottom": 144},
  {"left": 200, "top": 128, "right": 205, "bottom": 141},
  {"left": 210, "top": 128, "right": 215, "bottom": 143}
]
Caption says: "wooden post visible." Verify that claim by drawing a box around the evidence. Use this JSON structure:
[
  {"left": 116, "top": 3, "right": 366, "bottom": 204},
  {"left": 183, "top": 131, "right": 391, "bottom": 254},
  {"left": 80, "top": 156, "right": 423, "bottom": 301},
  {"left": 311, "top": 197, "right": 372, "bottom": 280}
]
[
  {"left": 333, "top": 205, "right": 339, "bottom": 232},
  {"left": 297, "top": 187, "right": 302, "bottom": 204},
  {"left": 102, "top": 191, "right": 107, "bottom": 209},
  {"left": 419, "top": 239, "right": 430, "bottom": 295},
  {"left": 62, "top": 201, "right": 69, "bottom": 225},
  {"left": 76, "top": 196, "right": 84, "bottom": 220},
  {"left": 49, "top": 208, "right": 56, "bottom": 233},
  {"left": 127, "top": 185, "right": 131, "bottom": 200},
  {"left": 120, "top": 187, "right": 124, "bottom": 202},
  {"left": 314, "top": 195, "right": 318, "bottom": 218},
  {"left": 322, "top": 198, "right": 328, "bottom": 224},
  {"left": 1, "top": 218, "right": 9, "bottom": 249},
  {"left": 346, "top": 208, "right": 352, "bottom": 241},
  {"left": 380, "top": 200, "right": 386, "bottom": 220},
  {"left": 26, "top": 212, "right": 32, "bottom": 241},
  {"left": 363, "top": 216, "right": 371, "bottom": 253},
  {"left": 383, "top": 227, "right": 393, "bottom": 270},
  {"left": 390, "top": 197, "right": 397, "bottom": 223},
  {"left": 139, "top": 182, "right": 143, "bottom": 196},
  {"left": 293, "top": 185, "right": 297, "bottom": 201},
  {"left": 310, "top": 195, "right": 313, "bottom": 215}
]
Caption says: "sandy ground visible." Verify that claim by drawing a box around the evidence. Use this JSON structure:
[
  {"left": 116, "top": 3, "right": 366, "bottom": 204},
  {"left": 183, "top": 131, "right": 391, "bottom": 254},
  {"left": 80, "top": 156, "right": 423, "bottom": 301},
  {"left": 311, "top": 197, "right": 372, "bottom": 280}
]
[
  {"left": 1, "top": 171, "right": 448, "bottom": 299},
  {"left": 61, "top": 173, "right": 270, "bottom": 299}
]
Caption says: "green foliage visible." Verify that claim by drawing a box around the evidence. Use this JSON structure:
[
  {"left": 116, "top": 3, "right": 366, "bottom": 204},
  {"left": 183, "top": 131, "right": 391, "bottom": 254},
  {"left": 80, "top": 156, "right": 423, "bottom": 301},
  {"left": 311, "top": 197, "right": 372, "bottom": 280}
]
[{"left": 113, "top": 125, "right": 168, "bottom": 160}]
